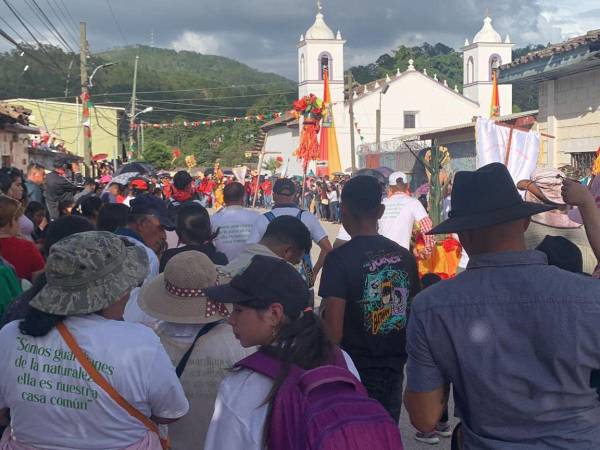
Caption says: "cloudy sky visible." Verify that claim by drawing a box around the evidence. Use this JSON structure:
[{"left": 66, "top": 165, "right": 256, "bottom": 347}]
[{"left": 0, "top": 0, "right": 598, "bottom": 80}]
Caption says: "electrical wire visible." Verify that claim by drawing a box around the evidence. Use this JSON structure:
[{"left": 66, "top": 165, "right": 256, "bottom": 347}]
[
  {"left": 36, "top": 83, "right": 297, "bottom": 100},
  {"left": 104, "top": 0, "right": 128, "bottom": 47},
  {"left": 26, "top": 0, "right": 76, "bottom": 52},
  {"left": 0, "top": 13, "right": 28, "bottom": 43},
  {"left": 2, "top": 0, "right": 65, "bottom": 73},
  {"left": 45, "top": 0, "right": 79, "bottom": 50},
  {"left": 92, "top": 105, "right": 120, "bottom": 137},
  {"left": 57, "top": 0, "right": 78, "bottom": 34},
  {"left": 0, "top": 27, "right": 66, "bottom": 76}
]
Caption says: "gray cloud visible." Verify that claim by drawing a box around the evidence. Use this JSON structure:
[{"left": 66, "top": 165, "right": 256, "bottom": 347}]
[{"left": 0, "top": 0, "right": 569, "bottom": 79}]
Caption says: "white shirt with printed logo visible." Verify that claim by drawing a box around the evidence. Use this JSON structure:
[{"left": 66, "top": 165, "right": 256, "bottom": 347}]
[
  {"left": 211, "top": 206, "right": 261, "bottom": 262},
  {"left": 0, "top": 315, "right": 189, "bottom": 450}
]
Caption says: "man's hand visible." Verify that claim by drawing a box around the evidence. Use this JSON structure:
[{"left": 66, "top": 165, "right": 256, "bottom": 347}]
[{"left": 562, "top": 179, "right": 596, "bottom": 208}]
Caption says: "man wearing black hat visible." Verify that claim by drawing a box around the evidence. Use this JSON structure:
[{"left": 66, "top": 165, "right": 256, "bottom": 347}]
[
  {"left": 404, "top": 163, "right": 600, "bottom": 449},
  {"left": 247, "top": 178, "right": 332, "bottom": 284},
  {"left": 44, "top": 158, "right": 82, "bottom": 220}
]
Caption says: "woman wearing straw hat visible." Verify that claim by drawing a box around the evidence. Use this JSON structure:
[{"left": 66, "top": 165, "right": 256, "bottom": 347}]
[
  {"left": 0, "top": 231, "right": 189, "bottom": 450},
  {"left": 139, "top": 251, "right": 253, "bottom": 450}
]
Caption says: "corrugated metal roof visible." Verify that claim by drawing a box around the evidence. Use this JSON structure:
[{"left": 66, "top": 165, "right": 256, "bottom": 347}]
[{"left": 501, "top": 30, "right": 600, "bottom": 70}]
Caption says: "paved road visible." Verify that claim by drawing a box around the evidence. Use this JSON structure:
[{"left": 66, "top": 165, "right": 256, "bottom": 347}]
[{"left": 313, "top": 219, "right": 457, "bottom": 450}]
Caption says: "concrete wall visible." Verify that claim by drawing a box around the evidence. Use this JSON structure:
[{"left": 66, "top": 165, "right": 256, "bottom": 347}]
[
  {"left": 537, "top": 68, "right": 600, "bottom": 168},
  {"left": 7, "top": 99, "right": 123, "bottom": 161}
]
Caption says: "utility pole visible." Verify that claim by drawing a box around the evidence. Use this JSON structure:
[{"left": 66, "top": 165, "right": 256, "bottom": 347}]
[
  {"left": 347, "top": 71, "right": 356, "bottom": 173},
  {"left": 79, "top": 22, "right": 91, "bottom": 174},
  {"left": 129, "top": 55, "right": 139, "bottom": 159}
]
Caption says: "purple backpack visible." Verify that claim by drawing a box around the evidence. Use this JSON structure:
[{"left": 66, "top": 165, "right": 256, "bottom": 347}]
[{"left": 236, "top": 350, "right": 404, "bottom": 450}]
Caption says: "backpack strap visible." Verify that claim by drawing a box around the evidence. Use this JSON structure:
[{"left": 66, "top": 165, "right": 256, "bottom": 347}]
[
  {"left": 235, "top": 351, "right": 284, "bottom": 379},
  {"left": 176, "top": 321, "right": 223, "bottom": 378},
  {"left": 264, "top": 211, "right": 276, "bottom": 223},
  {"left": 295, "top": 209, "right": 304, "bottom": 220},
  {"left": 298, "top": 365, "right": 361, "bottom": 396},
  {"left": 56, "top": 323, "right": 169, "bottom": 450}
]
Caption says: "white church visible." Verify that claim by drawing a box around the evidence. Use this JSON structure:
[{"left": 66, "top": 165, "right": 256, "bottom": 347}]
[{"left": 261, "top": 4, "right": 514, "bottom": 176}]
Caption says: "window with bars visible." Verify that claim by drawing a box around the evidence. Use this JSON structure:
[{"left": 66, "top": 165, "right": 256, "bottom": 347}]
[
  {"left": 404, "top": 112, "right": 417, "bottom": 129},
  {"left": 570, "top": 151, "right": 596, "bottom": 176}
]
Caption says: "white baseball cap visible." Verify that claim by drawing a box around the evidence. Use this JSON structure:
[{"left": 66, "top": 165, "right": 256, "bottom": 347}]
[{"left": 388, "top": 171, "right": 408, "bottom": 186}]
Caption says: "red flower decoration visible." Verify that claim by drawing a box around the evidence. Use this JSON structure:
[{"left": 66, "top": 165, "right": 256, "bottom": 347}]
[{"left": 442, "top": 237, "right": 461, "bottom": 253}]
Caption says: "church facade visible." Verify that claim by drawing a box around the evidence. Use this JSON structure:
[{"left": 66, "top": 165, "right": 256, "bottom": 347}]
[{"left": 261, "top": 6, "right": 514, "bottom": 176}]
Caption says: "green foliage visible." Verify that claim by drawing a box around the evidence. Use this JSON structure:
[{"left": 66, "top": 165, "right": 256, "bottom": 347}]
[
  {"left": 0, "top": 44, "right": 295, "bottom": 167},
  {"left": 263, "top": 157, "right": 279, "bottom": 172},
  {"left": 348, "top": 42, "right": 544, "bottom": 112},
  {"left": 142, "top": 141, "right": 172, "bottom": 169}
]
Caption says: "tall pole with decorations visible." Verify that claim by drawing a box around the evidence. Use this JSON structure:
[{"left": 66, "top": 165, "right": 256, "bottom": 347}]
[{"left": 293, "top": 94, "right": 323, "bottom": 200}]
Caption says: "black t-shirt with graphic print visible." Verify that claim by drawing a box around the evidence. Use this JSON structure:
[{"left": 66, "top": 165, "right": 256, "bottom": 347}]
[{"left": 319, "top": 235, "right": 420, "bottom": 371}]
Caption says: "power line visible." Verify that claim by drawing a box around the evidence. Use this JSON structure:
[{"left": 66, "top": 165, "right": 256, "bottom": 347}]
[
  {"left": 57, "top": 0, "right": 79, "bottom": 34},
  {"left": 0, "top": 13, "right": 28, "bottom": 43},
  {"left": 25, "top": 0, "right": 76, "bottom": 53},
  {"left": 104, "top": 0, "right": 128, "bottom": 47},
  {"left": 35, "top": 83, "right": 296, "bottom": 100},
  {"left": 2, "top": 0, "right": 65, "bottom": 73},
  {"left": 93, "top": 91, "right": 296, "bottom": 106},
  {"left": 0, "top": 26, "right": 66, "bottom": 76},
  {"left": 45, "top": 0, "right": 79, "bottom": 49}
]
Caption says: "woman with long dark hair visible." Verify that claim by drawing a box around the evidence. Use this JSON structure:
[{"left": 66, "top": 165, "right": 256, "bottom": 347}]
[
  {"left": 159, "top": 202, "right": 227, "bottom": 271},
  {"left": 203, "top": 255, "right": 367, "bottom": 450}
]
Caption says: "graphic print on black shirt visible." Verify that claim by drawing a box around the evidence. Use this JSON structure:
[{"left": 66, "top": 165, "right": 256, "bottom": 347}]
[
  {"left": 361, "top": 250, "right": 410, "bottom": 336},
  {"left": 319, "top": 235, "right": 420, "bottom": 369}
]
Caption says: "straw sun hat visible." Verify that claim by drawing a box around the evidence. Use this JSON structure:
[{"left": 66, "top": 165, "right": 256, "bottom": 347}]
[{"left": 139, "top": 251, "right": 231, "bottom": 324}]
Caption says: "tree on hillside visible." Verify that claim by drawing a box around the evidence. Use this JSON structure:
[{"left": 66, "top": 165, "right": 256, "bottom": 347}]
[{"left": 143, "top": 141, "right": 172, "bottom": 169}]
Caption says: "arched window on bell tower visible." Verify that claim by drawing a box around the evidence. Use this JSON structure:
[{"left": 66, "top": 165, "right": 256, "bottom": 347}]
[
  {"left": 466, "top": 56, "right": 475, "bottom": 84},
  {"left": 489, "top": 54, "right": 501, "bottom": 81},
  {"left": 319, "top": 52, "right": 332, "bottom": 80},
  {"left": 300, "top": 54, "right": 306, "bottom": 82}
]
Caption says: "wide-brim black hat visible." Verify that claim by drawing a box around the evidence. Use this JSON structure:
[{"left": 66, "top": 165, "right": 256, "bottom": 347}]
[{"left": 429, "top": 163, "right": 557, "bottom": 235}]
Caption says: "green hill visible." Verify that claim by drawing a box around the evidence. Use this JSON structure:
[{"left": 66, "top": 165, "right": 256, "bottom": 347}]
[
  {"left": 349, "top": 43, "right": 545, "bottom": 112},
  {"left": 0, "top": 44, "right": 296, "bottom": 168}
]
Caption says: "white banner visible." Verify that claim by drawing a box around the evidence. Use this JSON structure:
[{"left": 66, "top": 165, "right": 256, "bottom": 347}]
[
  {"left": 476, "top": 117, "right": 540, "bottom": 185},
  {"left": 232, "top": 166, "right": 247, "bottom": 183}
]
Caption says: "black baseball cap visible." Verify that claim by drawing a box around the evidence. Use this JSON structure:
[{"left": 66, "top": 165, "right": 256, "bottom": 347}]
[
  {"left": 130, "top": 194, "right": 175, "bottom": 230},
  {"left": 273, "top": 178, "right": 296, "bottom": 196},
  {"left": 204, "top": 255, "right": 309, "bottom": 317}
]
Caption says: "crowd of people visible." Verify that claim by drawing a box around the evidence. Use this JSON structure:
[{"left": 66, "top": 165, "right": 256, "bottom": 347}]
[{"left": 0, "top": 156, "right": 599, "bottom": 450}]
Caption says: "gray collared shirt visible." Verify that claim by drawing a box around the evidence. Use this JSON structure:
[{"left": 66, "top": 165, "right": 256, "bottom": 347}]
[{"left": 407, "top": 250, "right": 600, "bottom": 449}]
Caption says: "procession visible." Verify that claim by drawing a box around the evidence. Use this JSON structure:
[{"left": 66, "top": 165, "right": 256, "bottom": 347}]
[{"left": 1, "top": 1, "right": 600, "bottom": 449}]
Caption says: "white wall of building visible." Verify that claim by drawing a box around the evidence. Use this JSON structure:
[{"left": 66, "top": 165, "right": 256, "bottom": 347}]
[
  {"left": 334, "top": 69, "right": 482, "bottom": 171},
  {"left": 263, "top": 126, "right": 301, "bottom": 175}
]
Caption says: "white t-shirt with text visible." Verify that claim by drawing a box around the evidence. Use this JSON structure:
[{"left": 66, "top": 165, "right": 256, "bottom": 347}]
[
  {"left": 378, "top": 193, "right": 429, "bottom": 250},
  {"left": 211, "top": 206, "right": 261, "bottom": 262},
  {"left": 0, "top": 315, "right": 189, "bottom": 450},
  {"left": 336, "top": 193, "right": 428, "bottom": 250},
  {"left": 204, "top": 351, "right": 359, "bottom": 450}
]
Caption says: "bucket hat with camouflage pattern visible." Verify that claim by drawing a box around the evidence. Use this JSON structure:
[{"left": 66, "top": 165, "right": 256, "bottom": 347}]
[{"left": 30, "top": 231, "right": 149, "bottom": 315}]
